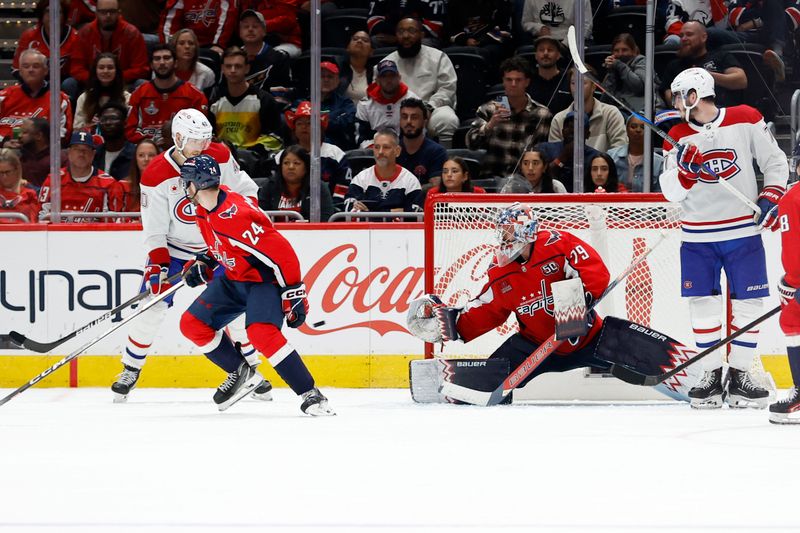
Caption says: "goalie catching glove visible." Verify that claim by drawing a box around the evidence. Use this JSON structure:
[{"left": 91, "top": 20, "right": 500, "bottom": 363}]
[
  {"left": 281, "top": 283, "right": 308, "bottom": 328},
  {"left": 406, "top": 294, "right": 462, "bottom": 343},
  {"left": 182, "top": 253, "right": 217, "bottom": 287}
]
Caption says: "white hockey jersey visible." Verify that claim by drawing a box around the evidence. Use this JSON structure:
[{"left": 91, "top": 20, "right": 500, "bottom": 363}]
[
  {"left": 660, "top": 105, "right": 787, "bottom": 243},
  {"left": 140, "top": 142, "right": 259, "bottom": 261}
]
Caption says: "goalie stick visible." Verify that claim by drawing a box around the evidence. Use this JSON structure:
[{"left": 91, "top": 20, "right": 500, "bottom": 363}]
[
  {"left": 0, "top": 280, "right": 186, "bottom": 407},
  {"left": 565, "top": 26, "right": 762, "bottom": 218},
  {"left": 7, "top": 272, "right": 184, "bottom": 353},
  {"left": 439, "top": 231, "right": 668, "bottom": 406},
  {"left": 610, "top": 304, "right": 781, "bottom": 387}
]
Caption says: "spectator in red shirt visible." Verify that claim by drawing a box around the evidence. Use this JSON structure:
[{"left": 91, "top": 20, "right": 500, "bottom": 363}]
[
  {"left": 426, "top": 156, "right": 486, "bottom": 198},
  {"left": 584, "top": 153, "right": 628, "bottom": 193},
  {"left": 0, "top": 49, "right": 73, "bottom": 148},
  {"left": 0, "top": 149, "right": 40, "bottom": 224},
  {"left": 247, "top": 0, "right": 303, "bottom": 58},
  {"left": 39, "top": 131, "right": 124, "bottom": 222},
  {"left": 161, "top": 0, "right": 238, "bottom": 55},
  {"left": 120, "top": 138, "right": 160, "bottom": 216},
  {"left": 14, "top": 0, "right": 80, "bottom": 83},
  {"left": 125, "top": 44, "right": 209, "bottom": 144},
  {"left": 70, "top": 0, "right": 150, "bottom": 86}
]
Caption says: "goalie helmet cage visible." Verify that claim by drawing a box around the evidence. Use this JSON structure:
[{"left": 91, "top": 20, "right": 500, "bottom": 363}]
[{"left": 423, "top": 193, "right": 771, "bottom": 401}]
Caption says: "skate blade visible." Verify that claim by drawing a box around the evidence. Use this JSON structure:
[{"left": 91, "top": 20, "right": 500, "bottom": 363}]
[
  {"left": 250, "top": 390, "right": 273, "bottom": 401},
  {"left": 690, "top": 395, "right": 723, "bottom": 409},
  {"left": 304, "top": 401, "right": 336, "bottom": 416},
  {"left": 113, "top": 393, "right": 129, "bottom": 404},
  {"left": 217, "top": 374, "right": 262, "bottom": 412},
  {"left": 769, "top": 412, "right": 800, "bottom": 424},
  {"left": 726, "top": 394, "right": 769, "bottom": 409}
]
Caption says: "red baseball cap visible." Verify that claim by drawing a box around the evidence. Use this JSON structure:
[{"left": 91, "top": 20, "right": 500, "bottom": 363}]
[{"left": 320, "top": 61, "right": 339, "bottom": 75}]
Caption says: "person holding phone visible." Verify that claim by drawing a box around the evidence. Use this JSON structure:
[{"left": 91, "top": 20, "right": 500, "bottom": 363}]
[{"left": 466, "top": 56, "right": 552, "bottom": 179}]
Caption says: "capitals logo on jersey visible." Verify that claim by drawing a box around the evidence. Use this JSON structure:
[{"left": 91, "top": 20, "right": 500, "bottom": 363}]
[
  {"left": 185, "top": 8, "right": 216, "bottom": 26},
  {"left": 515, "top": 279, "right": 555, "bottom": 317},
  {"left": 699, "top": 149, "right": 740, "bottom": 182},
  {"left": 219, "top": 203, "right": 238, "bottom": 219}
]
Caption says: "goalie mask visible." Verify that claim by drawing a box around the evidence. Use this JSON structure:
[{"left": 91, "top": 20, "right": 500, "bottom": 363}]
[
  {"left": 670, "top": 67, "right": 715, "bottom": 122},
  {"left": 494, "top": 202, "right": 538, "bottom": 267}
]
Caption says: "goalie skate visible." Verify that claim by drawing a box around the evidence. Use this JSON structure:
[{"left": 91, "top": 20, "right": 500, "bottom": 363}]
[
  {"left": 111, "top": 365, "right": 141, "bottom": 403},
  {"left": 769, "top": 387, "right": 800, "bottom": 424},
  {"left": 726, "top": 368, "right": 769, "bottom": 409},
  {"left": 214, "top": 362, "right": 262, "bottom": 412},
  {"left": 688, "top": 367, "right": 724, "bottom": 409},
  {"left": 300, "top": 388, "right": 335, "bottom": 416}
]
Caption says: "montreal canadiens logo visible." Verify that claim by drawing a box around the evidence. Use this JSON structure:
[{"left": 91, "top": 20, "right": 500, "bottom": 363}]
[
  {"left": 173, "top": 197, "right": 196, "bottom": 224},
  {"left": 699, "top": 149, "right": 740, "bottom": 183}
]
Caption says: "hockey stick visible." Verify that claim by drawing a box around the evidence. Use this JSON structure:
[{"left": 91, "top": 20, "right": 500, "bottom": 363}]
[
  {"left": 565, "top": 26, "right": 762, "bottom": 217},
  {"left": 610, "top": 304, "right": 781, "bottom": 387},
  {"left": 0, "top": 280, "right": 186, "bottom": 407},
  {"left": 440, "top": 231, "right": 669, "bottom": 406},
  {"left": 7, "top": 272, "right": 184, "bottom": 353}
]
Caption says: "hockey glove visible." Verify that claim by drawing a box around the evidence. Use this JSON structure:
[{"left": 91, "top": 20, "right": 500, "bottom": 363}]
[
  {"left": 281, "top": 283, "right": 309, "bottom": 328},
  {"left": 778, "top": 276, "right": 799, "bottom": 306},
  {"left": 145, "top": 264, "right": 171, "bottom": 295},
  {"left": 755, "top": 186, "right": 783, "bottom": 231},
  {"left": 434, "top": 304, "right": 462, "bottom": 342},
  {"left": 676, "top": 144, "right": 703, "bottom": 189},
  {"left": 182, "top": 253, "right": 217, "bottom": 288}
]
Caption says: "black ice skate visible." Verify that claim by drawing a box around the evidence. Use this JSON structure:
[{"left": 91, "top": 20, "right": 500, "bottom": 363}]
[
  {"left": 111, "top": 365, "right": 141, "bottom": 403},
  {"left": 251, "top": 376, "right": 273, "bottom": 401},
  {"left": 726, "top": 367, "right": 769, "bottom": 409},
  {"left": 213, "top": 362, "right": 262, "bottom": 411},
  {"left": 688, "top": 367, "right": 724, "bottom": 409},
  {"left": 769, "top": 387, "right": 800, "bottom": 424},
  {"left": 300, "top": 387, "right": 335, "bottom": 416}
]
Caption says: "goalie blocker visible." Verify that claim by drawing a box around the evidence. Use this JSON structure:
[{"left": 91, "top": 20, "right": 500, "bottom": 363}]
[{"left": 410, "top": 316, "right": 703, "bottom": 403}]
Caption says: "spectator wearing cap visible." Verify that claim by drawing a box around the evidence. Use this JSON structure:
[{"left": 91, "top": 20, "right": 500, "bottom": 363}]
[
  {"left": 238, "top": 9, "right": 292, "bottom": 95},
  {"left": 280, "top": 101, "right": 352, "bottom": 209},
  {"left": 38, "top": 131, "right": 123, "bottom": 222},
  {"left": 397, "top": 97, "right": 446, "bottom": 187},
  {"left": 93, "top": 101, "right": 136, "bottom": 181},
  {"left": 70, "top": 0, "right": 150, "bottom": 86},
  {"left": 160, "top": 0, "right": 237, "bottom": 55},
  {"left": 315, "top": 61, "right": 357, "bottom": 151},
  {"left": 0, "top": 49, "right": 73, "bottom": 149},
  {"left": 208, "top": 46, "right": 283, "bottom": 155},
  {"left": 382, "top": 18, "right": 459, "bottom": 147},
  {"left": 521, "top": 0, "right": 592, "bottom": 45},
  {"left": 446, "top": 0, "right": 514, "bottom": 66},
  {"left": 535, "top": 111, "right": 602, "bottom": 192},
  {"left": 356, "top": 59, "right": 420, "bottom": 149},
  {"left": 467, "top": 56, "right": 552, "bottom": 179},
  {"left": 528, "top": 35, "right": 572, "bottom": 116},
  {"left": 548, "top": 66, "right": 627, "bottom": 153},
  {"left": 248, "top": 0, "right": 303, "bottom": 58},
  {"left": 345, "top": 128, "right": 423, "bottom": 215},
  {"left": 0, "top": 149, "right": 39, "bottom": 224}
]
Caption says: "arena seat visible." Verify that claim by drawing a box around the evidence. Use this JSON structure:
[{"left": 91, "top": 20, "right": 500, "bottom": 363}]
[{"left": 322, "top": 9, "right": 368, "bottom": 48}]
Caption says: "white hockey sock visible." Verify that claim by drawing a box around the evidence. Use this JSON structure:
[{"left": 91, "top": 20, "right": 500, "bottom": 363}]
[
  {"left": 728, "top": 298, "right": 764, "bottom": 371},
  {"left": 689, "top": 295, "right": 723, "bottom": 370},
  {"left": 226, "top": 314, "right": 260, "bottom": 366},
  {"left": 122, "top": 300, "right": 169, "bottom": 369}
]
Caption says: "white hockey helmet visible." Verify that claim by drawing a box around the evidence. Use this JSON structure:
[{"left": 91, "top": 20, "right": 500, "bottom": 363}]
[
  {"left": 494, "top": 202, "right": 539, "bottom": 266},
  {"left": 670, "top": 67, "right": 715, "bottom": 121},
  {"left": 172, "top": 108, "right": 212, "bottom": 152}
]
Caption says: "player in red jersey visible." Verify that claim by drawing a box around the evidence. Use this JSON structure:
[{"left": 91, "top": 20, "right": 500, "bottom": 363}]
[
  {"left": 409, "top": 202, "right": 704, "bottom": 402},
  {"left": 38, "top": 131, "right": 122, "bottom": 222},
  {"left": 176, "top": 154, "right": 334, "bottom": 415},
  {"left": 771, "top": 174, "right": 800, "bottom": 423},
  {"left": 125, "top": 44, "right": 208, "bottom": 144}
]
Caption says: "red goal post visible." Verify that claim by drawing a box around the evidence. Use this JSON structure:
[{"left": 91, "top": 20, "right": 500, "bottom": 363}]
[{"left": 423, "top": 192, "right": 692, "bottom": 361}]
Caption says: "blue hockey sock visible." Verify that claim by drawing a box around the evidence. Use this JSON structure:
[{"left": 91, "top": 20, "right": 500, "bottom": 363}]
[
  {"left": 787, "top": 346, "right": 800, "bottom": 386},
  {"left": 205, "top": 333, "right": 244, "bottom": 373},
  {"left": 273, "top": 350, "right": 314, "bottom": 395}
]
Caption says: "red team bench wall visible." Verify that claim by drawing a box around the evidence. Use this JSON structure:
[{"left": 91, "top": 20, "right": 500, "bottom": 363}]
[{"left": 0, "top": 221, "right": 792, "bottom": 390}]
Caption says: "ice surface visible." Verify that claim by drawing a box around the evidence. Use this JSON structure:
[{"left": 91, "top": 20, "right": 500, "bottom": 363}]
[{"left": 0, "top": 388, "right": 799, "bottom": 533}]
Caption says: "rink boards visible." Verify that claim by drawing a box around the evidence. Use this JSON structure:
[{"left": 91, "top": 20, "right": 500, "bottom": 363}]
[{"left": 0, "top": 223, "right": 792, "bottom": 391}]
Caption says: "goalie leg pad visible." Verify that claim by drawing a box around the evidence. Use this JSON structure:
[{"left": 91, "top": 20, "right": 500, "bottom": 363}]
[
  {"left": 409, "top": 359, "right": 511, "bottom": 404},
  {"left": 594, "top": 316, "right": 703, "bottom": 402}
]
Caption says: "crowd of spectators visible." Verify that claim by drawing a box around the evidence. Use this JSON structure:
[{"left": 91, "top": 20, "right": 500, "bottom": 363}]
[{"left": 0, "top": 0, "right": 795, "bottom": 224}]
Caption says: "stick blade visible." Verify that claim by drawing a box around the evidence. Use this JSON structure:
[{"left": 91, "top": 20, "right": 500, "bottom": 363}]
[
  {"left": 8, "top": 331, "right": 26, "bottom": 347},
  {"left": 609, "top": 363, "right": 657, "bottom": 386},
  {"left": 566, "top": 26, "right": 588, "bottom": 74}
]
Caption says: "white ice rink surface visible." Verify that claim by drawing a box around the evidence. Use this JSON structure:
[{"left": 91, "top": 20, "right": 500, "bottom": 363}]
[{"left": 1, "top": 388, "right": 799, "bottom": 533}]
